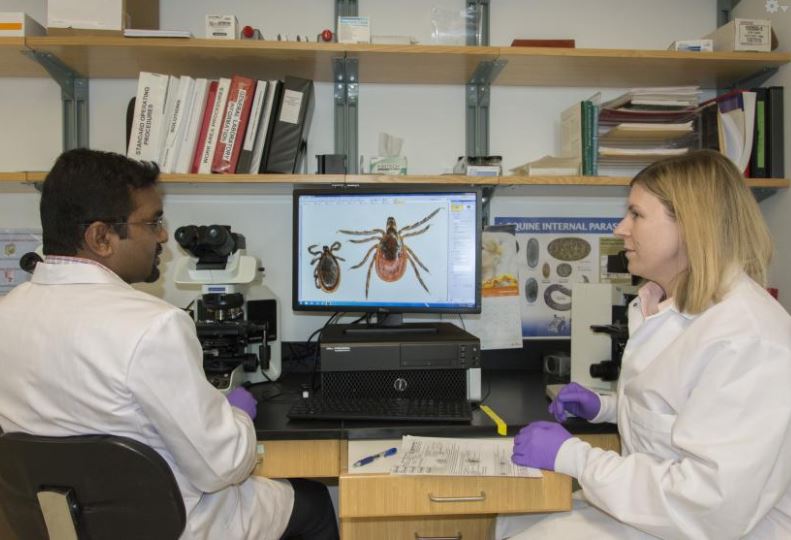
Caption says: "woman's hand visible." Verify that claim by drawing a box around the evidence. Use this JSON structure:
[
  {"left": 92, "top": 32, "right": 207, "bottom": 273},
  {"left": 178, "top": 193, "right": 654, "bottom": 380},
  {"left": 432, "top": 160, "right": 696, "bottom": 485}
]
[
  {"left": 511, "top": 421, "right": 572, "bottom": 471},
  {"left": 548, "top": 382, "right": 601, "bottom": 422}
]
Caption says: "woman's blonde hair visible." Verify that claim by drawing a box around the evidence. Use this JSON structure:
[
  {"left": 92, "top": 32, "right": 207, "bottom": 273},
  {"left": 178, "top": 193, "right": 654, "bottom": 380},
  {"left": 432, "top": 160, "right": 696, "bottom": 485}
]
[{"left": 632, "top": 149, "right": 772, "bottom": 314}]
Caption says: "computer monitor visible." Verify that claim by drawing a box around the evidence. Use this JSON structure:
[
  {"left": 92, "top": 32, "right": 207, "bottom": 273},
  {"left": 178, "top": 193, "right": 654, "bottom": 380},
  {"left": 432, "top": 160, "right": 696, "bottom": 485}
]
[{"left": 292, "top": 186, "right": 481, "bottom": 318}]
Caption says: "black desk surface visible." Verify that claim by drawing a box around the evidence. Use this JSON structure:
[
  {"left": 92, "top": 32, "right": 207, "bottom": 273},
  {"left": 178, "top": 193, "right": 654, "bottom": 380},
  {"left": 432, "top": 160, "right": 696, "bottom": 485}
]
[{"left": 252, "top": 370, "right": 617, "bottom": 441}]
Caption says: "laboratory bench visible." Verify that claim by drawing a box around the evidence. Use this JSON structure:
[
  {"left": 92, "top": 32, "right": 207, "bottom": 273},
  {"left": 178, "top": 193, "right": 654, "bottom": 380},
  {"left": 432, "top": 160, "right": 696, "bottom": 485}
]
[{"left": 250, "top": 369, "right": 619, "bottom": 539}]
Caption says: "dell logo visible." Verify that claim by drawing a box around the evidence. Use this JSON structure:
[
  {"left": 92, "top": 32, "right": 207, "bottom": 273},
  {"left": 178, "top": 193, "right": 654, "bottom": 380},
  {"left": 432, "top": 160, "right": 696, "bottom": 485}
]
[{"left": 393, "top": 378, "right": 408, "bottom": 392}]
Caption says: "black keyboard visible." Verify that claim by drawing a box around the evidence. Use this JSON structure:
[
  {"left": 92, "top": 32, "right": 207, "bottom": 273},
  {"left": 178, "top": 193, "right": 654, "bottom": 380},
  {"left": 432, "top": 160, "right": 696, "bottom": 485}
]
[{"left": 287, "top": 396, "right": 473, "bottom": 423}]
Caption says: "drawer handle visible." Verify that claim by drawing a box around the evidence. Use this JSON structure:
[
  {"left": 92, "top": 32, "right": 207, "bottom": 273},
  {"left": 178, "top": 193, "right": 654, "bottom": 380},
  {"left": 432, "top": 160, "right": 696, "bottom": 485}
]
[
  {"left": 414, "top": 534, "right": 461, "bottom": 540},
  {"left": 427, "top": 491, "right": 486, "bottom": 503}
]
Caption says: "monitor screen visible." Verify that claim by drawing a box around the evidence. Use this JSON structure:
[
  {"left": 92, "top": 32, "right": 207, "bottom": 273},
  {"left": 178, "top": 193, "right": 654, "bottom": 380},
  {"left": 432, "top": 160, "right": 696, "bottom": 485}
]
[{"left": 293, "top": 186, "right": 481, "bottom": 314}]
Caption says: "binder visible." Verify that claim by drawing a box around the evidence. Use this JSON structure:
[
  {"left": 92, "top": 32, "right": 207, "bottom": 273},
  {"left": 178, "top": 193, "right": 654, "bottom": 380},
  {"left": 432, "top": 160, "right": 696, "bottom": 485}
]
[
  {"left": 212, "top": 75, "right": 256, "bottom": 174},
  {"left": 237, "top": 80, "right": 268, "bottom": 174},
  {"left": 766, "top": 86, "right": 784, "bottom": 179},
  {"left": 252, "top": 80, "right": 283, "bottom": 174},
  {"left": 750, "top": 87, "right": 768, "bottom": 178},
  {"left": 261, "top": 76, "right": 315, "bottom": 174},
  {"left": 126, "top": 71, "right": 170, "bottom": 162}
]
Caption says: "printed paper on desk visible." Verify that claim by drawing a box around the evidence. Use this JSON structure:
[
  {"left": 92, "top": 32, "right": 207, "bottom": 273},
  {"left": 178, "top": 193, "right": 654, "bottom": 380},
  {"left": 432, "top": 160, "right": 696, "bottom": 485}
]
[
  {"left": 391, "top": 436, "right": 542, "bottom": 477},
  {"left": 461, "top": 225, "right": 522, "bottom": 350}
]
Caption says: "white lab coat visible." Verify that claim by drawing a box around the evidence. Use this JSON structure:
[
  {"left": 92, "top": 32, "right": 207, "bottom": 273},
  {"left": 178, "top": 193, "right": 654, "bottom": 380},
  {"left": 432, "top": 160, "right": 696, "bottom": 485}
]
[
  {"left": 500, "top": 274, "right": 791, "bottom": 539},
  {"left": 0, "top": 262, "right": 293, "bottom": 540}
]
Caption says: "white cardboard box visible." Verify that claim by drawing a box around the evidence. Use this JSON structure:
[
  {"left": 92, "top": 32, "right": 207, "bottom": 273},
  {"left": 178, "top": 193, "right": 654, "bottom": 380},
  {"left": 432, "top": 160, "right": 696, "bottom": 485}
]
[
  {"left": 667, "top": 39, "right": 713, "bottom": 52},
  {"left": 0, "top": 12, "right": 45, "bottom": 37},
  {"left": 704, "top": 18, "right": 772, "bottom": 52},
  {"left": 205, "top": 15, "right": 238, "bottom": 40},
  {"left": 46, "top": 0, "right": 158, "bottom": 33},
  {"left": 337, "top": 16, "right": 370, "bottom": 44}
]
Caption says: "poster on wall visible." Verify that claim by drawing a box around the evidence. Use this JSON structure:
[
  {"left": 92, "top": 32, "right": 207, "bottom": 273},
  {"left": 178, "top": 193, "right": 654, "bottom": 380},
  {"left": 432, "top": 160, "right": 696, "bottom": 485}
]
[
  {"left": 0, "top": 229, "right": 42, "bottom": 295},
  {"left": 493, "top": 217, "right": 625, "bottom": 339},
  {"left": 461, "top": 225, "right": 522, "bottom": 350}
]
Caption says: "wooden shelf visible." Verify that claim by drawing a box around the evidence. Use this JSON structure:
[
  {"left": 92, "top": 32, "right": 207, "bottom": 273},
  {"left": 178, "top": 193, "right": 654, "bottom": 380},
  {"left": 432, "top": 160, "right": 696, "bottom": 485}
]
[
  {"left": 14, "top": 37, "right": 789, "bottom": 87},
  {"left": 496, "top": 48, "right": 791, "bottom": 88},
  {"left": 345, "top": 43, "right": 500, "bottom": 85},
  {"left": 26, "top": 37, "right": 345, "bottom": 81},
  {"left": 12, "top": 172, "right": 790, "bottom": 190},
  {"left": 0, "top": 37, "right": 48, "bottom": 77}
]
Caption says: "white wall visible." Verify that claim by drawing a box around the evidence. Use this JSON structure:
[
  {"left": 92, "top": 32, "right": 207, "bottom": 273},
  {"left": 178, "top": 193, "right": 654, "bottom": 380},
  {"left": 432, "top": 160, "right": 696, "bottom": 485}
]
[{"left": 2, "top": 1, "right": 787, "bottom": 341}]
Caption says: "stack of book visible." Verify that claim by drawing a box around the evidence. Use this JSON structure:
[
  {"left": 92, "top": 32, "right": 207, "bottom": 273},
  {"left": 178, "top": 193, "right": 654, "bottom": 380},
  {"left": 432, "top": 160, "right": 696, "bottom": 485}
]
[
  {"left": 595, "top": 87, "right": 701, "bottom": 177},
  {"left": 126, "top": 71, "right": 314, "bottom": 174}
]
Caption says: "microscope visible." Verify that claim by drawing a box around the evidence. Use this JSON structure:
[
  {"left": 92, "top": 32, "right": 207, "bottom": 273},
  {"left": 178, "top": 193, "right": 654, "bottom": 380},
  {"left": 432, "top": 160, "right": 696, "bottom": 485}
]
[
  {"left": 569, "top": 253, "right": 634, "bottom": 393},
  {"left": 174, "top": 224, "right": 281, "bottom": 393}
]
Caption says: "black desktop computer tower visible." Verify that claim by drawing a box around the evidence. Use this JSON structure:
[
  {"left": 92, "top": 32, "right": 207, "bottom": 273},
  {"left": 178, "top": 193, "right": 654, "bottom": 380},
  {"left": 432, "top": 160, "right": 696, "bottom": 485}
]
[{"left": 318, "top": 322, "right": 481, "bottom": 401}]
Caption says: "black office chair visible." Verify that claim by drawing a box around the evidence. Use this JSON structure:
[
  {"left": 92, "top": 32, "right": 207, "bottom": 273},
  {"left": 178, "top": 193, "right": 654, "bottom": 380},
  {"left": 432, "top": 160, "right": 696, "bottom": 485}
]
[{"left": 0, "top": 432, "right": 186, "bottom": 540}]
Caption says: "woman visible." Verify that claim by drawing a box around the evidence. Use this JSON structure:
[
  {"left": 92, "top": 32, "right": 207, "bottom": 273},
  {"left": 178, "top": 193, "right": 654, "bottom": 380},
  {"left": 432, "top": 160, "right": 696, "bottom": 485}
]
[{"left": 500, "top": 150, "right": 791, "bottom": 539}]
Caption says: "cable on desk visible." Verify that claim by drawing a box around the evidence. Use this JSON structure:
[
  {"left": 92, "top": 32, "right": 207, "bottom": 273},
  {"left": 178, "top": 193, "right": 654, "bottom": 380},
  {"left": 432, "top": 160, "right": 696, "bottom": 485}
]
[{"left": 475, "top": 376, "right": 493, "bottom": 407}]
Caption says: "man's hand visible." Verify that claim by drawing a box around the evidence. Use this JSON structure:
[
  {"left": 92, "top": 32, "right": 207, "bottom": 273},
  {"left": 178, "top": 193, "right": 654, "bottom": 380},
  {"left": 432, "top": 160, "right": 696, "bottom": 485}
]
[
  {"left": 511, "top": 421, "right": 572, "bottom": 471},
  {"left": 226, "top": 387, "right": 258, "bottom": 420}
]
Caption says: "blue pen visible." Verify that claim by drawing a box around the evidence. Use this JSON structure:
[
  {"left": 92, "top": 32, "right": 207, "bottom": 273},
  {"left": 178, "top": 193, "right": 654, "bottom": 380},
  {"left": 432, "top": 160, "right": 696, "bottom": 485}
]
[{"left": 353, "top": 447, "right": 398, "bottom": 467}]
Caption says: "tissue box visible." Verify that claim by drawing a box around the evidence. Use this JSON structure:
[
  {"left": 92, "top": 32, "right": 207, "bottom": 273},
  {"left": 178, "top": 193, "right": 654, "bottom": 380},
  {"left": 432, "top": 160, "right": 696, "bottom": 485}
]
[
  {"left": 370, "top": 156, "right": 407, "bottom": 175},
  {"left": 47, "top": 0, "right": 158, "bottom": 34},
  {"left": 0, "top": 12, "right": 45, "bottom": 37},
  {"left": 704, "top": 18, "right": 771, "bottom": 52}
]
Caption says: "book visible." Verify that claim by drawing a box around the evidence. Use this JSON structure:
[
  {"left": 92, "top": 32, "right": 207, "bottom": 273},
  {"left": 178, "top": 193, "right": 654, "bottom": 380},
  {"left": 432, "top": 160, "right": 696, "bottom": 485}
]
[
  {"left": 160, "top": 75, "right": 195, "bottom": 173},
  {"left": 561, "top": 98, "right": 598, "bottom": 176},
  {"left": 560, "top": 101, "right": 583, "bottom": 170},
  {"left": 766, "top": 86, "right": 784, "bottom": 179},
  {"left": 253, "top": 80, "right": 283, "bottom": 174},
  {"left": 262, "top": 76, "right": 314, "bottom": 174},
  {"left": 511, "top": 155, "right": 580, "bottom": 176},
  {"left": 174, "top": 77, "right": 209, "bottom": 174},
  {"left": 510, "top": 39, "right": 575, "bottom": 48},
  {"left": 197, "top": 77, "right": 231, "bottom": 174},
  {"left": 157, "top": 75, "right": 181, "bottom": 165},
  {"left": 126, "top": 71, "right": 170, "bottom": 162},
  {"left": 190, "top": 80, "right": 218, "bottom": 174},
  {"left": 123, "top": 28, "right": 192, "bottom": 38},
  {"left": 236, "top": 80, "right": 268, "bottom": 174},
  {"left": 212, "top": 74, "right": 255, "bottom": 174}
]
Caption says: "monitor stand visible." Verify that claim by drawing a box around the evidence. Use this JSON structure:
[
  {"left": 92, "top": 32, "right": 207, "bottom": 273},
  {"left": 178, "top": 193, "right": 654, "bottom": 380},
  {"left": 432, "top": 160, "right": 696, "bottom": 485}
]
[{"left": 342, "top": 313, "right": 438, "bottom": 336}]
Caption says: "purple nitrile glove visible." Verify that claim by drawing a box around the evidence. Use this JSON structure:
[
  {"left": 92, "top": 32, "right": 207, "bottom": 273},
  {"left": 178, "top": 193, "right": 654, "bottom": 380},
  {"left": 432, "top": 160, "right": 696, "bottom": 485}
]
[
  {"left": 548, "top": 382, "right": 601, "bottom": 422},
  {"left": 511, "top": 421, "right": 572, "bottom": 471},
  {"left": 226, "top": 387, "right": 258, "bottom": 420}
]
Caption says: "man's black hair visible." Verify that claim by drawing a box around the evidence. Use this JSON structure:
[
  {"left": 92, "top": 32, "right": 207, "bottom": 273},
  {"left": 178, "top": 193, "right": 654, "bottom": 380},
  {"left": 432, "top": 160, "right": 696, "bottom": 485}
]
[{"left": 40, "top": 148, "right": 160, "bottom": 255}]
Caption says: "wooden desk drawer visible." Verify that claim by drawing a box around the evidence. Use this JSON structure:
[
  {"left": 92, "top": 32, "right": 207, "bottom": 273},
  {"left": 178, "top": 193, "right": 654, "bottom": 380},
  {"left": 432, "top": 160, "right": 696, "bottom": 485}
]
[
  {"left": 342, "top": 515, "right": 495, "bottom": 540},
  {"left": 339, "top": 472, "right": 571, "bottom": 518},
  {"left": 255, "top": 440, "right": 340, "bottom": 478}
]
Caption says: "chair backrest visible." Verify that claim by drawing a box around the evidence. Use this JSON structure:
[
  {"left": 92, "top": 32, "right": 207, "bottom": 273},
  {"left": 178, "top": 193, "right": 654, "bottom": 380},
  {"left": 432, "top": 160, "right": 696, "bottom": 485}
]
[{"left": 0, "top": 432, "right": 186, "bottom": 540}]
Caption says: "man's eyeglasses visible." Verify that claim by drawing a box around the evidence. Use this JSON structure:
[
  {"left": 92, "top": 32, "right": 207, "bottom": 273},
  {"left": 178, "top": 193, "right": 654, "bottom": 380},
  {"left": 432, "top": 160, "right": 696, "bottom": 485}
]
[
  {"left": 81, "top": 217, "right": 167, "bottom": 234},
  {"left": 125, "top": 217, "right": 167, "bottom": 234}
]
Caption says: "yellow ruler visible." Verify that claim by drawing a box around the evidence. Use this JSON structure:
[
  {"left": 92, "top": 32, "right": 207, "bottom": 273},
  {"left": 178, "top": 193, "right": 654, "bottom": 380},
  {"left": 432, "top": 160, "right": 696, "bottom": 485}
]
[{"left": 479, "top": 404, "right": 507, "bottom": 436}]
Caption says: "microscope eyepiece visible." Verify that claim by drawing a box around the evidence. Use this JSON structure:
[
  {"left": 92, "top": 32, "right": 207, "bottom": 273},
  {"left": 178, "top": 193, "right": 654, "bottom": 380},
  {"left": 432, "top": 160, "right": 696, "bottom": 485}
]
[
  {"left": 174, "top": 225, "right": 199, "bottom": 249},
  {"left": 19, "top": 251, "right": 43, "bottom": 274},
  {"left": 175, "top": 225, "right": 245, "bottom": 261}
]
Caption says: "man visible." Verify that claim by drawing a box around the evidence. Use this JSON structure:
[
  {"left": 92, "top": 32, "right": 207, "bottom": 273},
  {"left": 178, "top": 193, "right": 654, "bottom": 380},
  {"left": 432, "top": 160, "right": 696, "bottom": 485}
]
[{"left": 0, "top": 149, "right": 338, "bottom": 540}]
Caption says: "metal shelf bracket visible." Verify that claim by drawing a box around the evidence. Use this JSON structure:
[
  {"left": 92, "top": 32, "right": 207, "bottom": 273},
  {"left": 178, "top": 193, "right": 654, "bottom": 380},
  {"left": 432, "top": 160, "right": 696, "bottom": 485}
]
[
  {"left": 23, "top": 50, "right": 89, "bottom": 151},
  {"left": 466, "top": 60, "right": 506, "bottom": 158},
  {"left": 333, "top": 57, "right": 359, "bottom": 174}
]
